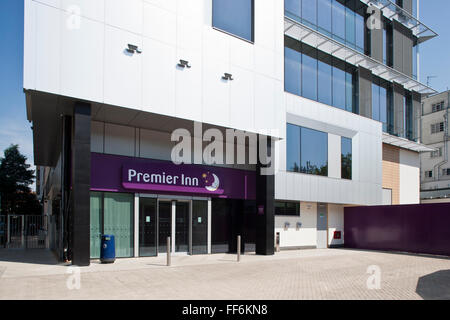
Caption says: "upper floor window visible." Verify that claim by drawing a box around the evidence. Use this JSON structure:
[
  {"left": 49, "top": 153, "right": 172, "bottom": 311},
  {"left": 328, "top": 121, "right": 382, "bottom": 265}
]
[
  {"left": 425, "top": 170, "right": 433, "bottom": 178},
  {"left": 430, "top": 147, "right": 443, "bottom": 158},
  {"left": 341, "top": 137, "right": 352, "bottom": 180},
  {"left": 443, "top": 169, "right": 450, "bottom": 176},
  {"left": 431, "top": 122, "right": 445, "bottom": 134},
  {"left": 285, "top": 0, "right": 365, "bottom": 53},
  {"left": 286, "top": 123, "right": 328, "bottom": 177},
  {"left": 212, "top": 0, "right": 254, "bottom": 42},
  {"left": 372, "top": 77, "right": 389, "bottom": 132},
  {"left": 275, "top": 201, "right": 301, "bottom": 216},
  {"left": 285, "top": 37, "right": 358, "bottom": 113},
  {"left": 432, "top": 101, "right": 445, "bottom": 113}
]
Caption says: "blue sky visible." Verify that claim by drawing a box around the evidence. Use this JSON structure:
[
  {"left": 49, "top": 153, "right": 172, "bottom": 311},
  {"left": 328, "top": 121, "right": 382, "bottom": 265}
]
[{"left": 0, "top": 0, "right": 449, "bottom": 172}]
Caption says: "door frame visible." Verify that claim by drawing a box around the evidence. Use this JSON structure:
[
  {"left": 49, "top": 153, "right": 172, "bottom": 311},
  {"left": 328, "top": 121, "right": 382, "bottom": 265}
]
[{"left": 137, "top": 194, "right": 211, "bottom": 257}]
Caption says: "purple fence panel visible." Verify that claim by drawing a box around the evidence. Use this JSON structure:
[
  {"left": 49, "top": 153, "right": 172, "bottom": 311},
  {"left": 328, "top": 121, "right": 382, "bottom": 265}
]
[{"left": 344, "top": 203, "right": 450, "bottom": 257}]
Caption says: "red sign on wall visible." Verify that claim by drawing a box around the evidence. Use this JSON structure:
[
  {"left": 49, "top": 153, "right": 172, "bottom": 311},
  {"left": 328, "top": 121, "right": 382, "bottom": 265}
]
[{"left": 334, "top": 231, "right": 342, "bottom": 240}]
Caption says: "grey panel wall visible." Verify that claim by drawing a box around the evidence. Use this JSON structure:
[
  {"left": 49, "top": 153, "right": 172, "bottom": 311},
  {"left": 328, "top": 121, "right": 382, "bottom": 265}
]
[
  {"left": 370, "top": 18, "right": 383, "bottom": 62},
  {"left": 358, "top": 66, "right": 373, "bottom": 119},
  {"left": 393, "top": 21, "right": 414, "bottom": 77},
  {"left": 402, "top": 0, "right": 413, "bottom": 15}
]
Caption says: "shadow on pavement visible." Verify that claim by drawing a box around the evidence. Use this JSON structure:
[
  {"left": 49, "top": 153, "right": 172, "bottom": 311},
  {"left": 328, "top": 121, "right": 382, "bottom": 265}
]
[
  {"left": 0, "top": 249, "right": 59, "bottom": 265},
  {"left": 416, "top": 269, "right": 450, "bottom": 300}
]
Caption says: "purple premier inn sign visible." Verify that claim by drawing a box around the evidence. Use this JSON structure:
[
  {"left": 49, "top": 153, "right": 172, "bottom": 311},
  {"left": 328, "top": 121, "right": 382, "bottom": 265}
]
[{"left": 91, "top": 153, "right": 256, "bottom": 200}]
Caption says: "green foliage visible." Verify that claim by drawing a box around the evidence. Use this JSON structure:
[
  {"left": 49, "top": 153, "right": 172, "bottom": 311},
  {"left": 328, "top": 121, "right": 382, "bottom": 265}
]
[{"left": 0, "top": 144, "right": 39, "bottom": 215}]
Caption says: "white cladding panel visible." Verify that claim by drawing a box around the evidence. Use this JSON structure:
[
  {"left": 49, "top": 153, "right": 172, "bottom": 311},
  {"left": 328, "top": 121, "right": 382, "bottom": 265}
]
[
  {"left": 399, "top": 149, "right": 420, "bottom": 204},
  {"left": 275, "top": 202, "right": 317, "bottom": 248},
  {"left": 23, "top": 0, "right": 285, "bottom": 138},
  {"left": 276, "top": 94, "right": 383, "bottom": 206}
]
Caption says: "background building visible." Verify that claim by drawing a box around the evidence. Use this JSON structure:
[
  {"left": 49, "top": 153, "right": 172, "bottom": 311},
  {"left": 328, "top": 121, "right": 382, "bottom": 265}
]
[
  {"left": 420, "top": 90, "right": 450, "bottom": 203},
  {"left": 24, "top": 0, "right": 437, "bottom": 264}
]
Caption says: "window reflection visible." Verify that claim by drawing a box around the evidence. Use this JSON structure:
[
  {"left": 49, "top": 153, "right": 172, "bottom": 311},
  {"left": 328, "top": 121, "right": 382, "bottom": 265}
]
[
  {"left": 287, "top": 124, "right": 328, "bottom": 177},
  {"left": 341, "top": 137, "right": 352, "bottom": 180},
  {"left": 213, "top": 0, "right": 253, "bottom": 42},
  {"left": 286, "top": 0, "right": 365, "bottom": 53},
  {"left": 285, "top": 37, "right": 357, "bottom": 112}
]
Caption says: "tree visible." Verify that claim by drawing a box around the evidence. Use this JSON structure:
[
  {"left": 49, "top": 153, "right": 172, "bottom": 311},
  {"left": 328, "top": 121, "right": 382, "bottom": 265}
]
[{"left": 0, "top": 144, "right": 36, "bottom": 215}]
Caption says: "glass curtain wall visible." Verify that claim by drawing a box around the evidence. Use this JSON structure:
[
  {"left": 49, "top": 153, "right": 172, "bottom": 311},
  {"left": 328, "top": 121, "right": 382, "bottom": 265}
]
[
  {"left": 372, "top": 76, "right": 389, "bottom": 132},
  {"left": 285, "top": 37, "right": 358, "bottom": 113},
  {"left": 405, "top": 92, "right": 414, "bottom": 140},
  {"left": 286, "top": 0, "right": 365, "bottom": 53}
]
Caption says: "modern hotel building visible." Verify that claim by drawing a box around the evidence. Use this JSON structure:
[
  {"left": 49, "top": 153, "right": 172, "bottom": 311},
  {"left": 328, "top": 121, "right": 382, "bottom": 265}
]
[{"left": 26, "top": 0, "right": 437, "bottom": 265}]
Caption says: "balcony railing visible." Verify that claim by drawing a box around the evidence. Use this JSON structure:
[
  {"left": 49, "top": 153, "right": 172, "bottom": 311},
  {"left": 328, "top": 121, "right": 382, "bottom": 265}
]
[
  {"left": 361, "top": 0, "right": 438, "bottom": 43},
  {"left": 284, "top": 16, "right": 437, "bottom": 95}
]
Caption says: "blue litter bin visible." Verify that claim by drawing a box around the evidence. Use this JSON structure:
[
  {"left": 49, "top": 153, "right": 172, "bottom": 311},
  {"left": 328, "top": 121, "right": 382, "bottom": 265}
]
[{"left": 100, "top": 235, "right": 115, "bottom": 264}]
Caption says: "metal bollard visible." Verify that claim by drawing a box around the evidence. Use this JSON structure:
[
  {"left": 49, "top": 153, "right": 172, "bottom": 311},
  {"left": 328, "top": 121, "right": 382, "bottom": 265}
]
[
  {"left": 237, "top": 235, "right": 241, "bottom": 262},
  {"left": 167, "top": 236, "right": 171, "bottom": 266}
]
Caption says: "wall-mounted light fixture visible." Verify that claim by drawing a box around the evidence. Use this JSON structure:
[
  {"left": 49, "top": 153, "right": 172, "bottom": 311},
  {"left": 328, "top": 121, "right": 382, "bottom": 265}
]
[
  {"left": 222, "top": 73, "right": 234, "bottom": 81},
  {"left": 284, "top": 222, "right": 290, "bottom": 231},
  {"left": 296, "top": 222, "right": 302, "bottom": 231},
  {"left": 177, "top": 59, "right": 191, "bottom": 68},
  {"left": 126, "top": 44, "right": 142, "bottom": 54}
]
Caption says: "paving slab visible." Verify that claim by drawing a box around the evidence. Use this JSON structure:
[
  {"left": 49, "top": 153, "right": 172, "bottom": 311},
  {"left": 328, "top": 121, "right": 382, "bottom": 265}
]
[{"left": 0, "top": 248, "right": 449, "bottom": 300}]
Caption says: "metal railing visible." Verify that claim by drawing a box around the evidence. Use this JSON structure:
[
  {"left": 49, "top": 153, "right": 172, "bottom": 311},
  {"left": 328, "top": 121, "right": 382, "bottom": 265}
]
[
  {"left": 2, "top": 215, "right": 48, "bottom": 249},
  {"left": 0, "top": 216, "right": 6, "bottom": 247}
]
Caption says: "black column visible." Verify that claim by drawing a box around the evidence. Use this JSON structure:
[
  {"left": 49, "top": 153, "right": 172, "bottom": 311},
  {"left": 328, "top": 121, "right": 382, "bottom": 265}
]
[
  {"left": 71, "top": 102, "right": 91, "bottom": 266},
  {"left": 255, "top": 136, "right": 274, "bottom": 255}
]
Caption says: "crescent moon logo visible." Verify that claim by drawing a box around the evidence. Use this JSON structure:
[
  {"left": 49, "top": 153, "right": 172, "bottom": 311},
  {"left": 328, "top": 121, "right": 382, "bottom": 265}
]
[{"left": 205, "top": 173, "right": 220, "bottom": 192}]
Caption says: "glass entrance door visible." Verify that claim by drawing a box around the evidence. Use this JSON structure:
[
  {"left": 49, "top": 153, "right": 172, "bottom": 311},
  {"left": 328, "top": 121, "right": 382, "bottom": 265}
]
[
  {"left": 158, "top": 201, "right": 172, "bottom": 254},
  {"left": 139, "top": 198, "right": 210, "bottom": 256},
  {"left": 139, "top": 198, "right": 157, "bottom": 257},
  {"left": 175, "top": 201, "right": 189, "bottom": 253}
]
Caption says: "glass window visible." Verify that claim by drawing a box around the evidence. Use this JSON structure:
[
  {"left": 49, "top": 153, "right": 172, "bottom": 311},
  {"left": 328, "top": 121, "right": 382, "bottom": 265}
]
[
  {"left": 318, "top": 0, "right": 332, "bottom": 35},
  {"left": 302, "top": 46, "right": 318, "bottom": 101},
  {"left": 345, "top": 68, "right": 355, "bottom": 112},
  {"left": 355, "top": 13, "right": 365, "bottom": 52},
  {"left": 345, "top": 7, "right": 356, "bottom": 49},
  {"left": 372, "top": 83, "right": 380, "bottom": 121},
  {"left": 285, "top": 45, "right": 302, "bottom": 96},
  {"left": 302, "top": 0, "right": 317, "bottom": 28},
  {"left": 275, "top": 201, "right": 300, "bottom": 216},
  {"left": 318, "top": 52, "right": 332, "bottom": 106},
  {"left": 287, "top": 124, "right": 301, "bottom": 172},
  {"left": 332, "top": 0, "right": 346, "bottom": 42},
  {"left": 300, "top": 127, "right": 328, "bottom": 176},
  {"left": 104, "top": 193, "right": 134, "bottom": 258},
  {"left": 285, "top": 0, "right": 302, "bottom": 21},
  {"left": 405, "top": 92, "right": 413, "bottom": 140},
  {"left": 285, "top": 36, "right": 357, "bottom": 113},
  {"left": 341, "top": 137, "right": 352, "bottom": 180},
  {"left": 213, "top": 0, "right": 253, "bottom": 42},
  {"left": 287, "top": 124, "right": 328, "bottom": 177},
  {"left": 380, "top": 85, "right": 387, "bottom": 127},
  {"left": 90, "top": 192, "right": 103, "bottom": 259},
  {"left": 332, "top": 60, "right": 346, "bottom": 110}
]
